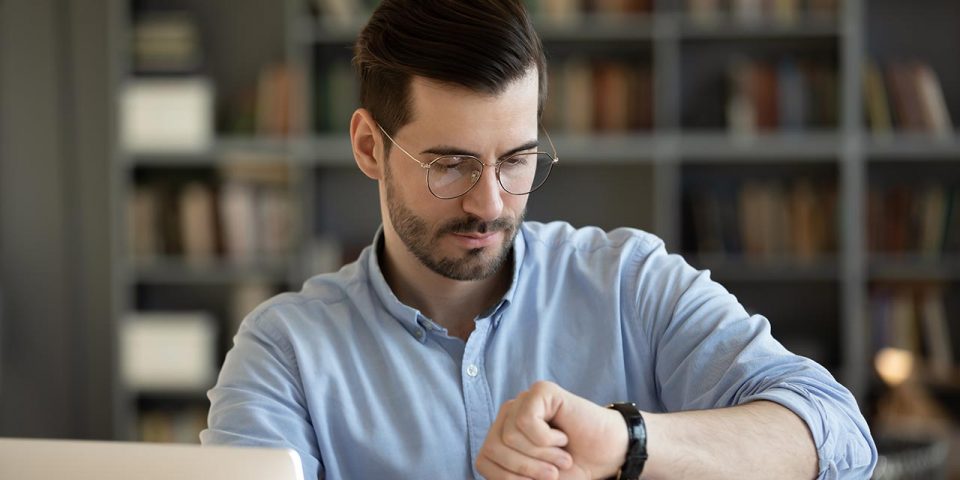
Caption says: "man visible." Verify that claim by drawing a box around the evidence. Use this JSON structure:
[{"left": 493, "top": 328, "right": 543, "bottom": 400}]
[{"left": 202, "top": 1, "right": 877, "bottom": 479}]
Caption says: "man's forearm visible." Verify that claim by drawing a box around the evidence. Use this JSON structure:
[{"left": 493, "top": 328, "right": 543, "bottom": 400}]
[{"left": 640, "top": 400, "right": 818, "bottom": 480}]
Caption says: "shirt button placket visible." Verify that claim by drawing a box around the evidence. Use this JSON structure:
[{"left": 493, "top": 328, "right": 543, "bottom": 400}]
[{"left": 462, "top": 319, "right": 495, "bottom": 480}]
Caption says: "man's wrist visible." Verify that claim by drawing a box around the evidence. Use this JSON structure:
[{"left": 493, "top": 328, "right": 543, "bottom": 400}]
[{"left": 599, "top": 406, "right": 630, "bottom": 478}]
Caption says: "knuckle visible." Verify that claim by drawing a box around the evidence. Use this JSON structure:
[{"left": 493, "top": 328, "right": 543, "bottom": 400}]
[
  {"left": 530, "top": 380, "right": 556, "bottom": 393},
  {"left": 502, "top": 430, "right": 526, "bottom": 448}
]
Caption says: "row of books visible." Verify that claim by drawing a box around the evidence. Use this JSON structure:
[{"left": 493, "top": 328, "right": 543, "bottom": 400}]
[
  {"left": 727, "top": 57, "right": 838, "bottom": 134},
  {"left": 544, "top": 60, "right": 653, "bottom": 133},
  {"left": 139, "top": 408, "right": 207, "bottom": 443},
  {"left": 684, "top": 178, "right": 837, "bottom": 259},
  {"left": 309, "top": 0, "right": 653, "bottom": 26},
  {"left": 132, "top": 11, "right": 203, "bottom": 75},
  {"left": 687, "top": 0, "right": 838, "bottom": 26},
  {"left": 314, "top": 61, "right": 359, "bottom": 133},
  {"left": 867, "top": 185, "right": 960, "bottom": 256},
  {"left": 863, "top": 60, "right": 953, "bottom": 137},
  {"left": 870, "top": 284, "right": 955, "bottom": 382},
  {"left": 221, "top": 63, "right": 308, "bottom": 137},
  {"left": 128, "top": 164, "right": 296, "bottom": 262},
  {"left": 525, "top": 0, "right": 652, "bottom": 20}
]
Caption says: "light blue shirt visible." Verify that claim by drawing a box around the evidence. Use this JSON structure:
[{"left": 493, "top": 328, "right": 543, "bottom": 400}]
[{"left": 201, "top": 221, "right": 877, "bottom": 479}]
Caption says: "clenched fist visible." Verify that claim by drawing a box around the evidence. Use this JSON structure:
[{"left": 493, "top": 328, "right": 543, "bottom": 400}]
[{"left": 476, "top": 381, "right": 629, "bottom": 480}]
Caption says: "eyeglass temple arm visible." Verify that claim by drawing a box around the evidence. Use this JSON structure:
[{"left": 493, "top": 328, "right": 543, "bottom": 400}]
[
  {"left": 376, "top": 123, "right": 431, "bottom": 169},
  {"left": 541, "top": 125, "right": 559, "bottom": 163}
]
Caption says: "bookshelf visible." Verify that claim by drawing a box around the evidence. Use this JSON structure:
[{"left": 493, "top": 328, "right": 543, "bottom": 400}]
[{"left": 109, "top": 0, "right": 960, "bottom": 462}]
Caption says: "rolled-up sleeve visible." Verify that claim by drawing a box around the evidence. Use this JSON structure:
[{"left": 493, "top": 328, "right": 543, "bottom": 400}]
[
  {"left": 200, "top": 307, "right": 323, "bottom": 479},
  {"left": 635, "top": 240, "right": 878, "bottom": 479}
]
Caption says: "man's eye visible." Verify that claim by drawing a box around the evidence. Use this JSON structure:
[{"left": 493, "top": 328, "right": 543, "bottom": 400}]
[
  {"left": 434, "top": 156, "right": 468, "bottom": 169},
  {"left": 502, "top": 156, "right": 528, "bottom": 167}
]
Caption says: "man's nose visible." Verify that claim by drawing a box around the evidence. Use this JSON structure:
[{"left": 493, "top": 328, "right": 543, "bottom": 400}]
[{"left": 460, "top": 164, "right": 505, "bottom": 222}]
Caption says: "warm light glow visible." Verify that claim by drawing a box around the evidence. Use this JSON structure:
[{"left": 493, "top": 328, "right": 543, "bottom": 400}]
[{"left": 875, "top": 347, "right": 914, "bottom": 387}]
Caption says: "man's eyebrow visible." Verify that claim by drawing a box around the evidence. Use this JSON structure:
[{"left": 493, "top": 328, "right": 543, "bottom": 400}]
[{"left": 420, "top": 140, "right": 539, "bottom": 159}]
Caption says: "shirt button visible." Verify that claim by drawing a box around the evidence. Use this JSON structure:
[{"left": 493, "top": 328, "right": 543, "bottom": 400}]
[
  {"left": 466, "top": 364, "right": 479, "bottom": 377},
  {"left": 414, "top": 329, "right": 424, "bottom": 340}
]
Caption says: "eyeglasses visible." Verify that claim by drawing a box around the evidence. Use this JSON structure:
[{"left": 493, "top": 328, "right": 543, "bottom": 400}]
[{"left": 376, "top": 123, "right": 559, "bottom": 200}]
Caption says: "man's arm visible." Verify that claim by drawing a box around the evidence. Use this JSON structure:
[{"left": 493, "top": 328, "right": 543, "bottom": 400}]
[
  {"left": 642, "top": 399, "right": 817, "bottom": 479},
  {"left": 201, "top": 307, "right": 323, "bottom": 478},
  {"left": 477, "top": 381, "right": 817, "bottom": 480}
]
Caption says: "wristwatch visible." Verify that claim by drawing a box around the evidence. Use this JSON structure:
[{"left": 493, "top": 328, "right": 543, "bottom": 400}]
[{"left": 606, "top": 402, "right": 647, "bottom": 480}]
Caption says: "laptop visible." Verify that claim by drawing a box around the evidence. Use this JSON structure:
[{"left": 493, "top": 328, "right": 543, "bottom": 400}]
[{"left": 0, "top": 438, "right": 305, "bottom": 480}]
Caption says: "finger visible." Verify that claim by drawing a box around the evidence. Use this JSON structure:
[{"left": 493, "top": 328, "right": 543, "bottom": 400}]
[
  {"left": 482, "top": 399, "right": 564, "bottom": 479},
  {"left": 475, "top": 453, "right": 537, "bottom": 480},
  {"left": 502, "top": 402, "right": 573, "bottom": 468},
  {"left": 478, "top": 440, "right": 561, "bottom": 480},
  {"left": 513, "top": 387, "right": 570, "bottom": 448}
]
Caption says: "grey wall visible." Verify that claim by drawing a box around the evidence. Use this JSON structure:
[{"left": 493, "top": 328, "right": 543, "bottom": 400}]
[{"left": 0, "top": 0, "right": 115, "bottom": 439}]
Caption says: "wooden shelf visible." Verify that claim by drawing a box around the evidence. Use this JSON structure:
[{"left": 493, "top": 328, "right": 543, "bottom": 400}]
[
  {"left": 866, "top": 134, "right": 960, "bottom": 160},
  {"left": 869, "top": 254, "right": 960, "bottom": 281},
  {"left": 124, "top": 136, "right": 291, "bottom": 167},
  {"left": 298, "top": 13, "right": 842, "bottom": 44},
  {"left": 676, "top": 15, "right": 841, "bottom": 40},
  {"left": 129, "top": 257, "right": 292, "bottom": 284},
  {"left": 677, "top": 131, "right": 842, "bottom": 161},
  {"left": 296, "top": 131, "right": 846, "bottom": 165},
  {"left": 688, "top": 254, "right": 840, "bottom": 282}
]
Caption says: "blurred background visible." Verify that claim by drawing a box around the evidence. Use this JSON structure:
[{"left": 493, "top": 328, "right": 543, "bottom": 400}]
[{"left": 1, "top": 0, "right": 958, "bottom": 477}]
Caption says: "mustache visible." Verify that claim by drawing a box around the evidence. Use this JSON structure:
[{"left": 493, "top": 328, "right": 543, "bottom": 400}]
[{"left": 438, "top": 216, "right": 514, "bottom": 236}]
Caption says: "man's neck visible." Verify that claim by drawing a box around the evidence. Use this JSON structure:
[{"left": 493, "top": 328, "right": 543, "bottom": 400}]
[{"left": 379, "top": 235, "right": 512, "bottom": 341}]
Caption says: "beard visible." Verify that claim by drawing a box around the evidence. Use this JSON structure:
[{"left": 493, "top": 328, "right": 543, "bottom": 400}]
[{"left": 384, "top": 164, "right": 523, "bottom": 281}]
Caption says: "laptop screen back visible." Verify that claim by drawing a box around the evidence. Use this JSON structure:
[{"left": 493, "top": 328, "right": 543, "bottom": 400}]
[{"left": 0, "top": 438, "right": 305, "bottom": 480}]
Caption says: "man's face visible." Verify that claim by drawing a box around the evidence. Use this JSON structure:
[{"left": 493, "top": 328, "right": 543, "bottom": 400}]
[{"left": 381, "top": 69, "right": 539, "bottom": 281}]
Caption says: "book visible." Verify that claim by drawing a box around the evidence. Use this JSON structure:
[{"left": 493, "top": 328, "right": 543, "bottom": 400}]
[
  {"left": 687, "top": 0, "right": 721, "bottom": 25},
  {"left": 920, "top": 287, "right": 954, "bottom": 381},
  {"left": 563, "top": 59, "right": 595, "bottom": 134},
  {"left": 120, "top": 78, "right": 214, "bottom": 154},
  {"left": 913, "top": 63, "right": 953, "bottom": 137},
  {"left": 863, "top": 61, "right": 893, "bottom": 134},
  {"left": 890, "top": 289, "right": 919, "bottom": 353},
  {"left": 593, "top": 62, "right": 630, "bottom": 132},
  {"left": 772, "top": 0, "right": 800, "bottom": 25},
  {"left": 541, "top": 0, "right": 581, "bottom": 25},
  {"left": 256, "top": 63, "right": 307, "bottom": 137},
  {"left": 789, "top": 179, "right": 819, "bottom": 261},
  {"left": 218, "top": 181, "right": 258, "bottom": 263},
  {"left": 944, "top": 189, "right": 960, "bottom": 253},
  {"left": 132, "top": 11, "right": 202, "bottom": 74},
  {"left": 120, "top": 311, "right": 217, "bottom": 392},
  {"left": 178, "top": 182, "right": 217, "bottom": 263},
  {"left": 627, "top": 65, "right": 654, "bottom": 131},
  {"left": 732, "top": 0, "right": 763, "bottom": 25},
  {"left": 129, "top": 186, "right": 160, "bottom": 260},
  {"left": 727, "top": 58, "right": 757, "bottom": 136},
  {"left": 918, "top": 185, "right": 947, "bottom": 257},
  {"left": 886, "top": 63, "right": 924, "bottom": 132},
  {"left": 778, "top": 58, "right": 806, "bottom": 131},
  {"left": 753, "top": 61, "right": 779, "bottom": 131}
]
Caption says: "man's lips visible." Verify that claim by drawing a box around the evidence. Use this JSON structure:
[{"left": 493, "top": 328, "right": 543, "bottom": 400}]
[{"left": 449, "top": 231, "right": 502, "bottom": 248}]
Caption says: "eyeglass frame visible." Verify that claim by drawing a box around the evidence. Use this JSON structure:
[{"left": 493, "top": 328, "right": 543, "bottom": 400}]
[{"left": 375, "top": 122, "right": 560, "bottom": 200}]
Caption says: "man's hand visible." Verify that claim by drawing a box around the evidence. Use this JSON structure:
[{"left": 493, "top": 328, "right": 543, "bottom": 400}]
[{"left": 476, "top": 381, "right": 628, "bottom": 480}]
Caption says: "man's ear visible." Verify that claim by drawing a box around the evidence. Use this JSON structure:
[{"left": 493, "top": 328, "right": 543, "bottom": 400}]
[{"left": 350, "top": 108, "right": 383, "bottom": 180}]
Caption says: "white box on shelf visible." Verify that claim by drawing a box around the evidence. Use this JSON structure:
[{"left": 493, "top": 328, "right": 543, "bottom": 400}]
[
  {"left": 120, "top": 311, "right": 217, "bottom": 392},
  {"left": 120, "top": 77, "right": 214, "bottom": 154}
]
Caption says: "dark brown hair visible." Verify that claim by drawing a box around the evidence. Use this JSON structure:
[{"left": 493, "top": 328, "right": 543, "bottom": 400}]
[{"left": 353, "top": 0, "right": 547, "bottom": 137}]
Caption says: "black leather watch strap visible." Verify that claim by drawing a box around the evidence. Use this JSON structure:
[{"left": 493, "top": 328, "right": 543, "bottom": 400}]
[{"left": 606, "top": 402, "right": 647, "bottom": 480}]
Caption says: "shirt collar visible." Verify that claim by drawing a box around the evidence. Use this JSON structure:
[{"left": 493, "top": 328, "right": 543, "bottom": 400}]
[{"left": 363, "top": 224, "right": 527, "bottom": 340}]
